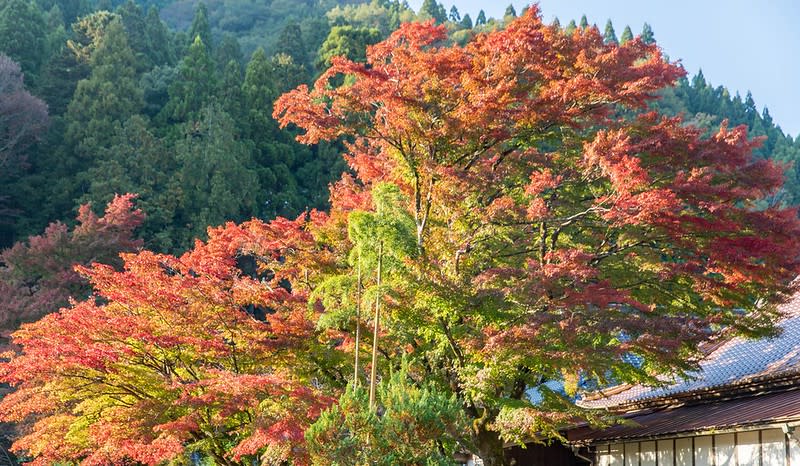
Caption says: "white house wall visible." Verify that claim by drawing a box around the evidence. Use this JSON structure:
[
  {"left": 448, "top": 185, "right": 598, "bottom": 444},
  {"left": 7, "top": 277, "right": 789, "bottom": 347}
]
[{"left": 596, "top": 428, "right": 799, "bottom": 466}]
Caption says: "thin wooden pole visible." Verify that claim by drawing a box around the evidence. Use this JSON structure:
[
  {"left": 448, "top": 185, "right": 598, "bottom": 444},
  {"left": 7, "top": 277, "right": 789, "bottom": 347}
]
[
  {"left": 353, "top": 257, "right": 362, "bottom": 386},
  {"left": 369, "top": 241, "right": 383, "bottom": 410}
]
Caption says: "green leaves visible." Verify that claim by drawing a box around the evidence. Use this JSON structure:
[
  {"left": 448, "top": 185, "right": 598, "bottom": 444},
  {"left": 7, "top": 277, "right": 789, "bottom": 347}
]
[
  {"left": 347, "top": 183, "right": 417, "bottom": 272},
  {"left": 306, "top": 362, "right": 466, "bottom": 465}
]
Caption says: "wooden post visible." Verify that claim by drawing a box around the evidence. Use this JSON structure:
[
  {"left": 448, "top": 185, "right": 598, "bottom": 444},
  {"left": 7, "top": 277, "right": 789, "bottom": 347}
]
[
  {"left": 369, "top": 242, "right": 383, "bottom": 410},
  {"left": 353, "top": 257, "right": 362, "bottom": 386}
]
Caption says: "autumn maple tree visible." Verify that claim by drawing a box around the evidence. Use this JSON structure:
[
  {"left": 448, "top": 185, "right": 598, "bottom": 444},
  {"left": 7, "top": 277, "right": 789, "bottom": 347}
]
[
  {"left": 0, "top": 193, "right": 143, "bottom": 330},
  {"left": 274, "top": 6, "right": 800, "bottom": 464},
  {"left": 0, "top": 217, "right": 332, "bottom": 465}
]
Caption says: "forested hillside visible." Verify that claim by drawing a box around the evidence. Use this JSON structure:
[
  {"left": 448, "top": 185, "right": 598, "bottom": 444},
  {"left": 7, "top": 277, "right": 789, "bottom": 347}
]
[{"left": 1, "top": 0, "right": 799, "bottom": 327}]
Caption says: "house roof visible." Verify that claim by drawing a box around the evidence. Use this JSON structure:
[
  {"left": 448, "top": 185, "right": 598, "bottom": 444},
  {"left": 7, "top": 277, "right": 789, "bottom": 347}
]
[
  {"left": 578, "top": 293, "right": 800, "bottom": 410},
  {"left": 568, "top": 388, "right": 800, "bottom": 443}
]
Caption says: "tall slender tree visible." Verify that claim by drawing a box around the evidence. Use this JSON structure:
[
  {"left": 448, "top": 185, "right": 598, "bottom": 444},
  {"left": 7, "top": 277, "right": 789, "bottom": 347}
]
[
  {"left": 144, "top": 6, "right": 174, "bottom": 66},
  {"left": 603, "top": 19, "right": 618, "bottom": 44},
  {"left": 163, "top": 35, "right": 216, "bottom": 123},
  {"left": 620, "top": 24, "right": 634, "bottom": 44},
  {"left": 641, "top": 22, "right": 655, "bottom": 44},
  {"left": 0, "top": 0, "right": 47, "bottom": 84},
  {"left": 65, "top": 19, "right": 143, "bottom": 160},
  {"left": 188, "top": 1, "right": 212, "bottom": 49},
  {"left": 476, "top": 9, "right": 486, "bottom": 25},
  {"left": 449, "top": 5, "right": 460, "bottom": 22}
]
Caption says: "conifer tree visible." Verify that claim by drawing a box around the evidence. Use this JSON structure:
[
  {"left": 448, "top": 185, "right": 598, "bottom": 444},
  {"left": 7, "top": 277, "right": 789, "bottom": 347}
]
[
  {"left": 504, "top": 4, "right": 517, "bottom": 19},
  {"left": 189, "top": 1, "right": 212, "bottom": 50},
  {"left": 218, "top": 58, "right": 243, "bottom": 119},
  {"left": 449, "top": 5, "right": 460, "bottom": 22},
  {"left": 604, "top": 19, "right": 618, "bottom": 44},
  {"left": 66, "top": 19, "right": 143, "bottom": 160},
  {"left": 579, "top": 14, "right": 589, "bottom": 28},
  {"left": 116, "top": 0, "right": 149, "bottom": 71},
  {"left": 620, "top": 25, "right": 633, "bottom": 44},
  {"left": 460, "top": 13, "right": 473, "bottom": 29},
  {"left": 270, "top": 52, "right": 308, "bottom": 96},
  {"left": 274, "top": 22, "right": 308, "bottom": 68},
  {"left": 164, "top": 35, "right": 216, "bottom": 123},
  {"left": 420, "top": 0, "right": 446, "bottom": 24},
  {"left": 641, "top": 22, "right": 655, "bottom": 44},
  {"left": 0, "top": 0, "right": 47, "bottom": 84},
  {"left": 214, "top": 33, "right": 243, "bottom": 71},
  {"left": 83, "top": 116, "right": 179, "bottom": 252},
  {"left": 56, "top": 0, "right": 90, "bottom": 26},
  {"left": 565, "top": 19, "right": 577, "bottom": 35},
  {"left": 67, "top": 10, "right": 120, "bottom": 63},
  {"left": 43, "top": 5, "right": 67, "bottom": 59},
  {"left": 174, "top": 104, "right": 260, "bottom": 245},
  {"left": 476, "top": 9, "right": 486, "bottom": 25},
  {"left": 144, "top": 6, "right": 174, "bottom": 66}
]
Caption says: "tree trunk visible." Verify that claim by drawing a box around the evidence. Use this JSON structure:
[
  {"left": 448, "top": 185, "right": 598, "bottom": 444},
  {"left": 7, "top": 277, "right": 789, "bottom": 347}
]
[{"left": 473, "top": 425, "right": 508, "bottom": 466}]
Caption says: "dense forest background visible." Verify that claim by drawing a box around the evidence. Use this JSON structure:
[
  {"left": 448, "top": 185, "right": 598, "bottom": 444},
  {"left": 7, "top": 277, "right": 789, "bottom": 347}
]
[{"left": 1, "top": 0, "right": 799, "bottom": 327}]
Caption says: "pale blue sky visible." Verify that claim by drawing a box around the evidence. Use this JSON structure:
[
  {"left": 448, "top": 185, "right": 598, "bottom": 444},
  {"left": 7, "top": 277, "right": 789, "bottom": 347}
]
[{"left": 407, "top": 1, "right": 800, "bottom": 137}]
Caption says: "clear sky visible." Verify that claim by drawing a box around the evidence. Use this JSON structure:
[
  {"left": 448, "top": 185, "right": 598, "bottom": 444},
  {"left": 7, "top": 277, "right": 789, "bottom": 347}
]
[{"left": 407, "top": 1, "right": 800, "bottom": 137}]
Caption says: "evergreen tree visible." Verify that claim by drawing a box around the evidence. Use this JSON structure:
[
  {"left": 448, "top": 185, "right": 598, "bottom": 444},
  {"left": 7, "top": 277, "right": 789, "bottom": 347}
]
[
  {"left": 274, "top": 22, "right": 308, "bottom": 68},
  {"left": 504, "top": 4, "right": 517, "bottom": 19},
  {"left": 551, "top": 17, "right": 561, "bottom": 28},
  {"left": 476, "top": 9, "right": 486, "bottom": 26},
  {"left": 116, "top": 0, "right": 149, "bottom": 70},
  {"left": 641, "top": 22, "right": 655, "bottom": 44},
  {"left": 65, "top": 19, "right": 143, "bottom": 160},
  {"left": 270, "top": 52, "right": 308, "bottom": 97},
  {"left": 42, "top": 5, "right": 67, "bottom": 59},
  {"left": 307, "top": 367, "right": 466, "bottom": 465},
  {"left": 213, "top": 33, "right": 243, "bottom": 71},
  {"left": 140, "top": 64, "right": 176, "bottom": 118},
  {"left": 143, "top": 6, "right": 173, "bottom": 66},
  {"left": 164, "top": 35, "right": 216, "bottom": 123},
  {"left": 420, "top": 0, "right": 446, "bottom": 24},
  {"left": 744, "top": 90, "right": 758, "bottom": 122},
  {"left": 242, "top": 48, "right": 275, "bottom": 116},
  {"left": 0, "top": 0, "right": 47, "bottom": 84},
  {"left": 83, "top": 116, "right": 179, "bottom": 252},
  {"left": 188, "top": 1, "right": 212, "bottom": 50},
  {"left": 449, "top": 5, "right": 460, "bottom": 22},
  {"left": 579, "top": 14, "right": 589, "bottom": 29},
  {"left": 603, "top": 19, "right": 618, "bottom": 45},
  {"left": 460, "top": 13, "right": 472, "bottom": 29},
  {"left": 218, "top": 59, "right": 243, "bottom": 119},
  {"left": 37, "top": 42, "right": 89, "bottom": 115},
  {"left": 174, "top": 104, "right": 260, "bottom": 246},
  {"left": 44, "top": 0, "right": 89, "bottom": 26},
  {"left": 620, "top": 25, "right": 633, "bottom": 44},
  {"left": 242, "top": 47, "right": 287, "bottom": 215},
  {"left": 66, "top": 11, "right": 120, "bottom": 63},
  {"left": 565, "top": 19, "right": 577, "bottom": 35}
]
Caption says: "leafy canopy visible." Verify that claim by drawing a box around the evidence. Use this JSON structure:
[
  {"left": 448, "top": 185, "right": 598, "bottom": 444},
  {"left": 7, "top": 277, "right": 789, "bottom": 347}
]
[{"left": 275, "top": 7, "right": 800, "bottom": 463}]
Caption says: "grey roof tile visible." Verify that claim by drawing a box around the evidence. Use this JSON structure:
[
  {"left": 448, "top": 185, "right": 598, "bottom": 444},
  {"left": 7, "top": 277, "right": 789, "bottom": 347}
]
[{"left": 579, "top": 293, "right": 800, "bottom": 409}]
